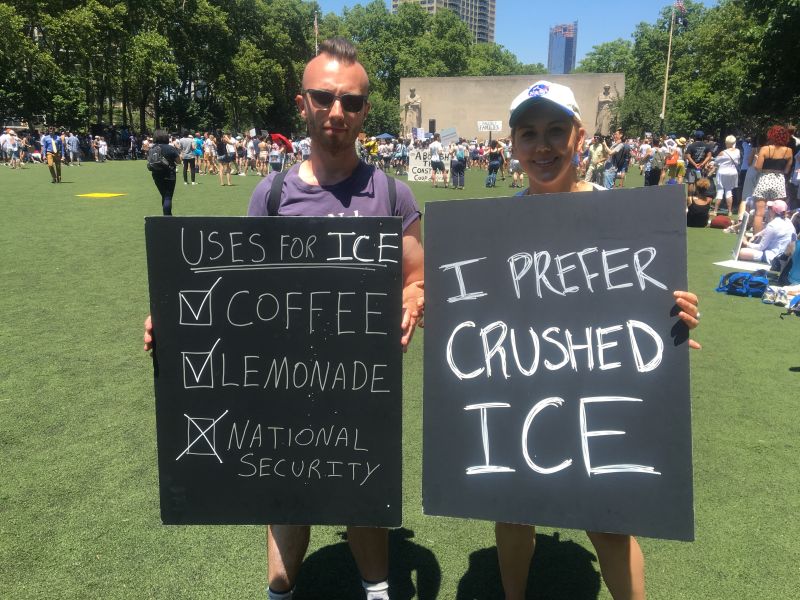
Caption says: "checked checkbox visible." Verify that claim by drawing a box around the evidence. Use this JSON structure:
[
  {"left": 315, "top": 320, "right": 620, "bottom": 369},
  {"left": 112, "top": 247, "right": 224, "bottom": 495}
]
[
  {"left": 179, "top": 277, "right": 222, "bottom": 326},
  {"left": 182, "top": 338, "right": 221, "bottom": 389}
]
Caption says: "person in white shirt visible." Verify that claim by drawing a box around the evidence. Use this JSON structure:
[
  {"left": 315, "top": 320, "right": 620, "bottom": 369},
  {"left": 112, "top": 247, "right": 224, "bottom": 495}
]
[
  {"left": 428, "top": 134, "right": 448, "bottom": 187},
  {"left": 638, "top": 138, "right": 651, "bottom": 175},
  {"left": 0, "top": 129, "right": 12, "bottom": 165},
  {"left": 713, "top": 135, "right": 741, "bottom": 215},
  {"left": 737, "top": 200, "right": 795, "bottom": 263},
  {"left": 7, "top": 132, "right": 20, "bottom": 169}
]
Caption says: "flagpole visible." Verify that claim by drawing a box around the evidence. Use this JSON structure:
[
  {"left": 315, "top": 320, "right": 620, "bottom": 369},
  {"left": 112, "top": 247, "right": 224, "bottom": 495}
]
[
  {"left": 314, "top": 11, "right": 319, "bottom": 55},
  {"left": 659, "top": 4, "right": 676, "bottom": 135}
]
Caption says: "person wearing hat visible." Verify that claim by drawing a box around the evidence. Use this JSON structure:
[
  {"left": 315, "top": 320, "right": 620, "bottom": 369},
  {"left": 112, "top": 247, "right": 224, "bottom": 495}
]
[
  {"left": 491, "top": 80, "right": 701, "bottom": 600},
  {"left": 737, "top": 199, "right": 795, "bottom": 262},
  {"left": 584, "top": 132, "right": 607, "bottom": 185},
  {"left": 685, "top": 130, "right": 712, "bottom": 201},
  {"left": 712, "top": 135, "right": 741, "bottom": 216},
  {"left": 675, "top": 137, "right": 687, "bottom": 184},
  {"left": 662, "top": 137, "right": 680, "bottom": 184}
]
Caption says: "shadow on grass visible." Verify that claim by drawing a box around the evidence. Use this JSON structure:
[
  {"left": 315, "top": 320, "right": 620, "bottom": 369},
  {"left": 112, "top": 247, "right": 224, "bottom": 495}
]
[
  {"left": 295, "top": 527, "right": 441, "bottom": 600},
  {"left": 456, "top": 532, "right": 601, "bottom": 600}
]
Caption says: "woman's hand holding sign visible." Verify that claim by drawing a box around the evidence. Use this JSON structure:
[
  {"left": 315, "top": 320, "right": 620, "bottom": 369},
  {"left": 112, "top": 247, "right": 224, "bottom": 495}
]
[{"left": 673, "top": 290, "right": 701, "bottom": 349}]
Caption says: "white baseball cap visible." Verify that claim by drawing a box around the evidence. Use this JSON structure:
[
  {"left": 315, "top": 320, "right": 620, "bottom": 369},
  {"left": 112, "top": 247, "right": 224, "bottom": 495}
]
[{"left": 509, "top": 81, "right": 582, "bottom": 127}]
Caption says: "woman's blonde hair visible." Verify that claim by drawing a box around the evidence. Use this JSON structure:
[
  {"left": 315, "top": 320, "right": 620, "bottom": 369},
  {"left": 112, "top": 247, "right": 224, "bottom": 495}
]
[{"left": 725, "top": 135, "right": 736, "bottom": 148}]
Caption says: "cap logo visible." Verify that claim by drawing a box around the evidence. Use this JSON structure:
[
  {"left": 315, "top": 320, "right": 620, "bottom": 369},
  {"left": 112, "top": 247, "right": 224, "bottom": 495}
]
[{"left": 527, "top": 83, "right": 550, "bottom": 98}]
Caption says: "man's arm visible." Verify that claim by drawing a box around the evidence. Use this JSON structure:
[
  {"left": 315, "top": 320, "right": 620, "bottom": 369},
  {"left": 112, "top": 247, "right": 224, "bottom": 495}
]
[
  {"left": 605, "top": 141, "right": 621, "bottom": 157},
  {"left": 686, "top": 145, "right": 699, "bottom": 168},
  {"left": 400, "top": 218, "right": 424, "bottom": 351}
]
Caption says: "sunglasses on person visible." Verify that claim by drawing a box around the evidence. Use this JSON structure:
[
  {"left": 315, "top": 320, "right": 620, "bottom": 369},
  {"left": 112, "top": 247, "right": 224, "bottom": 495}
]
[{"left": 302, "top": 89, "right": 369, "bottom": 113}]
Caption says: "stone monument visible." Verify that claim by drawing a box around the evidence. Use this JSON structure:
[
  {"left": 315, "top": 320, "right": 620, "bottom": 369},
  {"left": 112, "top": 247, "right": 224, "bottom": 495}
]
[
  {"left": 403, "top": 88, "right": 422, "bottom": 138},
  {"left": 594, "top": 83, "right": 618, "bottom": 136}
]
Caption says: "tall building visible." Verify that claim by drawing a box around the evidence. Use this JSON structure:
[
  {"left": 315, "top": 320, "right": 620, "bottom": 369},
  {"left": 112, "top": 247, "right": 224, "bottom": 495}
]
[
  {"left": 547, "top": 22, "right": 578, "bottom": 74},
  {"left": 392, "top": 0, "right": 496, "bottom": 44}
]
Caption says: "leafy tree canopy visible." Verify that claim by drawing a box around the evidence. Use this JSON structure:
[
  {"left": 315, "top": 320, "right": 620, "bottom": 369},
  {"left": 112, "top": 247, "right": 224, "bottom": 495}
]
[{"left": 1, "top": 0, "right": 795, "bottom": 139}]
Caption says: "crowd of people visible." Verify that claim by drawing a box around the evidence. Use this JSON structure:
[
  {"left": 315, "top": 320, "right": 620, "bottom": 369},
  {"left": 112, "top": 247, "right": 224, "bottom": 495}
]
[
  {"left": 0, "top": 128, "right": 120, "bottom": 170},
  {"left": 564, "top": 123, "right": 800, "bottom": 277},
  {"left": 0, "top": 126, "right": 312, "bottom": 184},
  {"left": 355, "top": 134, "right": 524, "bottom": 189},
  {"left": 575, "top": 125, "right": 800, "bottom": 230}
]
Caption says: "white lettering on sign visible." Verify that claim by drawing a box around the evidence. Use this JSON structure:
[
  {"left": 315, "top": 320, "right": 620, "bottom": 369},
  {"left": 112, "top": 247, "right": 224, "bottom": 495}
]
[
  {"left": 579, "top": 396, "right": 661, "bottom": 476},
  {"left": 504, "top": 247, "right": 666, "bottom": 300},
  {"left": 445, "top": 319, "right": 663, "bottom": 379},
  {"left": 462, "top": 395, "right": 660, "bottom": 478},
  {"left": 464, "top": 403, "right": 516, "bottom": 475},
  {"left": 439, "top": 258, "right": 488, "bottom": 303}
]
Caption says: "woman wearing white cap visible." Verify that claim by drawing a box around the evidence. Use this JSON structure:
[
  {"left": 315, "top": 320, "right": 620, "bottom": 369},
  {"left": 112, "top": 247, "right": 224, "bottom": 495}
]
[{"left": 494, "top": 80, "right": 701, "bottom": 600}]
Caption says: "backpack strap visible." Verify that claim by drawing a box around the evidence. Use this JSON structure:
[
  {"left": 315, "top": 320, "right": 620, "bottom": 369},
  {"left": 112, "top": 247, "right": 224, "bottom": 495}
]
[
  {"left": 387, "top": 173, "right": 397, "bottom": 216},
  {"left": 267, "top": 165, "right": 396, "bottom": 217},
  {"left": 266, "top": 169, "right": 290, "bottom": 216}
]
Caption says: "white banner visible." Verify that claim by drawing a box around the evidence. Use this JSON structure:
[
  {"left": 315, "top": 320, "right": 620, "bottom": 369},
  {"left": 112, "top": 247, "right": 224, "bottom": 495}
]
[
  {"left": 477, "top": 120, "right": 502, "bottom": 132},
  {"left": 408, "top": 149, "right": 432, "bottom": 182}
]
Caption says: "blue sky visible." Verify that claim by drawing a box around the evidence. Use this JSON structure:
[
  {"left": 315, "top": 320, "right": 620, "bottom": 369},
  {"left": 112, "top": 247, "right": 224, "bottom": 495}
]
[{"left": 314, "top": 0, "right": 719, "bottom": 66}]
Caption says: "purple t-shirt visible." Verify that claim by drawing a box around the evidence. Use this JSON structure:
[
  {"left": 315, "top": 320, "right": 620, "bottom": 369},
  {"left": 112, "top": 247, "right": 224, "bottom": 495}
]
[{"left": 247, "top": 161, "right": 421, "bottom": 232}]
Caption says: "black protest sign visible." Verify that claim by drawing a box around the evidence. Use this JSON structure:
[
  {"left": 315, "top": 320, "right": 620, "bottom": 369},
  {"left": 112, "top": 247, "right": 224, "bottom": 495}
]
[
  {"left": 145, "top": 217, "right": 403, "bottom": 526},
  {"left": 422, "top": 185, "right": 694, "bottom": 541}
]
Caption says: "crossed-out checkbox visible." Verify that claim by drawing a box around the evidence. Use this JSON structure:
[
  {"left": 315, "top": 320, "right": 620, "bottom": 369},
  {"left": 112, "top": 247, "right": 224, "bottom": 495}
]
[
  {"left": 176, "top": 410, "right": 229, "bottom": 463},
  {"left": 182, "top": 338, "right": 221, "bottom": 389},
  {"left": 179, "top": 276, "right": 222, "bottom": 326}
]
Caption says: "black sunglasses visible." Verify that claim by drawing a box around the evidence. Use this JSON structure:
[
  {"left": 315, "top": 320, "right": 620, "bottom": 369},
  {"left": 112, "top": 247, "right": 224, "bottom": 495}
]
[{"left": 303, "top": 88, "right": 368, "bottom": 113}]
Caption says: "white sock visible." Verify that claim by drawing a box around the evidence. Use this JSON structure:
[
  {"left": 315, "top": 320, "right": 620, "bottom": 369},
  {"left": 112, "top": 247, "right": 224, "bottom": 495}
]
[
  {"left": 362, "top": 579, "right": 390, "bottom": 600},
  {"left": 267, "top": 587, "right": 293, "bottom": 600}
]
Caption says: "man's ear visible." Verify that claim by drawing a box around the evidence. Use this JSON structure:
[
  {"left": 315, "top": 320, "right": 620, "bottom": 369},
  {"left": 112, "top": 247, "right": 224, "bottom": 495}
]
[
  {"left": 574, "top": 125, "right": 586, "bottom": 153},
  {"left": 296, "top": 94, "right": 306, "bottom": 119}
]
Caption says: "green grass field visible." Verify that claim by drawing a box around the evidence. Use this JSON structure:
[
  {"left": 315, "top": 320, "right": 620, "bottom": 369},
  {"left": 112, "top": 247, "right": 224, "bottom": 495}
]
[{"left": 1, "top": 160, "right": 799, "bottom": 599}]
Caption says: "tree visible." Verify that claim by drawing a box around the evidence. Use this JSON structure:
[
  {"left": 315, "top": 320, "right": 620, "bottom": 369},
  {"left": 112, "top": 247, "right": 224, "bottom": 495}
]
[
  {"left": 617, "top": 0, "right": 712, "bottom": 135},
  {"left": 574, "top": 39, "right": 634, "bottom": 75},
  {"left": 466, "top": 43, "right": 546, "bottom": 76},
  {"left": 129, "top": 30, "right": 179, "bottom": 132},
  {"left": 217, "top": 41, "right": 283, "bottom": 131},
  {"left": 0, "top": 4, "right": 59, "bottom": 120},
  {"left": 10, "top": 0, "right": 780, "bottom": 139},
  {"left": 741, "top": 0, "right": 800, "bottom": 121}
]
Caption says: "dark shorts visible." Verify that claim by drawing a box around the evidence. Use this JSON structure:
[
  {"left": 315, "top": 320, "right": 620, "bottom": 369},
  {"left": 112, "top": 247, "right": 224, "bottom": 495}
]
[
  {"left": 218, "top": 154, "right": 231, "bottom": 164},
  {"left": 686, "top": 168, "right": 702, "bottom": 184},
  {"left": 431, "top": 160, "right": 446, "bottom": 172}
]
